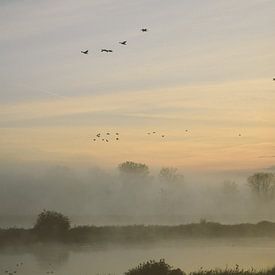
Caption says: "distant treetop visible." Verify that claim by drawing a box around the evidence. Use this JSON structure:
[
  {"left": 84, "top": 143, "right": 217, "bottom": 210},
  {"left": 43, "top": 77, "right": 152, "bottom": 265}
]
[{"left": 118, "top": 161, "right": 149, "bottom": 177}]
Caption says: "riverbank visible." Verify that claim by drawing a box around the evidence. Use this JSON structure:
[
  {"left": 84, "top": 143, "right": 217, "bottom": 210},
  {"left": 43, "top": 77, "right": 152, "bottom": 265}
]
[{"left": 1, "top": 221, "right": 275, "bottom": 246}]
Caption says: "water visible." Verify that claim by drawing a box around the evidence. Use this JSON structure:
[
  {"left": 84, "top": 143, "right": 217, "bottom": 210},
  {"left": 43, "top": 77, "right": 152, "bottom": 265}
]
[{"left": 1, "top": 239, "right": 275, "bottom": 275}]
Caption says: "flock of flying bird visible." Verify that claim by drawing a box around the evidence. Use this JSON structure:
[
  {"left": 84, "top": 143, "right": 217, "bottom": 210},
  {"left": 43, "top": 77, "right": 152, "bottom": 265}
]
[
  {"left": 80, "top": 28, "right": 148, "bottom": 55},
  {"left": 80, "top": 27, "right": 275, "bottom": 147},
  {"left": 91, "top": 130, "right": 171, "bottom": 143},
  {"left": 92, "top": 132, "right": 120, "bottom": 143}
]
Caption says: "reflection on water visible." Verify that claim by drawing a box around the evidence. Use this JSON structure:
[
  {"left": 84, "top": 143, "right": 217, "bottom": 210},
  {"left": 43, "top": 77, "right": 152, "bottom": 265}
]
[{"left": 1, "top": 239, "right": 275, "bottom": 274}]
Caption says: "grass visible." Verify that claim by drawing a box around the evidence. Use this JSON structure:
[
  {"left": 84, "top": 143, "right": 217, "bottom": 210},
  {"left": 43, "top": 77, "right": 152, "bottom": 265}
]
[
  {"left": 190, "top": 266, "right": 275, "bottom": 275},
  {"left": 123, "top": 260, "right": 275, "bottom": 275}
]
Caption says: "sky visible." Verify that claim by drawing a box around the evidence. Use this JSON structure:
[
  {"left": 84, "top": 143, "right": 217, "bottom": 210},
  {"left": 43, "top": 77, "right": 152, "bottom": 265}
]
[{"left": 0, "top": 0, "right": 275, "bottom": 171}]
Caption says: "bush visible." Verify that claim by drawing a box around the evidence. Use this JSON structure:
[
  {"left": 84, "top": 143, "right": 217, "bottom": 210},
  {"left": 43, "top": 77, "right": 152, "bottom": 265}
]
[
  {"left": 125, "top": 259, "right": 185, "bottom": 275},
  {"left": 33, "top": 210, "right": 70, "bottom": 240}
]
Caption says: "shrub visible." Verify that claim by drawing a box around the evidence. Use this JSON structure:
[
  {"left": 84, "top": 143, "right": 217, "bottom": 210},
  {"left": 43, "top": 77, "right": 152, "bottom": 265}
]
[
  {"left": 125, "top": 259, "right": 185, "bottom": 275},
  {"left": 33, "top": 210, "right": 70, "bottom": 240}
]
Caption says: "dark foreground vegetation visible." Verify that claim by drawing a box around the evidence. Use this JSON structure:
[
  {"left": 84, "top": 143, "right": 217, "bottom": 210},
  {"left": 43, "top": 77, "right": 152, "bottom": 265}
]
[
  {"left": 2, "top": 211, "right": 275, "bottom": 246},
  {"left": 124, "top": 260, "right": 275, "bottom": 275}
]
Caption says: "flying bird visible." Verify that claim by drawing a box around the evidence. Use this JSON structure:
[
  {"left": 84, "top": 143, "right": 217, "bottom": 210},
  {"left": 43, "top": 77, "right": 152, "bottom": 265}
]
[
  {"left": 101, "top": 49, "right": 113, "bottom": 53},
  {"left": 141, "top": 28, "right": 148, "bottom": 32},
  {"left": 161, "top": 135, "right": 165, "bottom": 138},
  {"left": 273, "top": 78, "right": 275, "bottom": 81},
  {"left": 119, "top": 41, "right": 127, "bottom": 45},
  {"left": 81, "top": 50, "right": 89, "bottom": 54}
]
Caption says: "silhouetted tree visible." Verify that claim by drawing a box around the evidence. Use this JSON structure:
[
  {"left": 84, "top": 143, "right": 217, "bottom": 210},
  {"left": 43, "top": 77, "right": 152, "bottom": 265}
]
[
  {"left": 125, "top": 259, "right": 185, "bottom": 275},
  {"left": 159, "top": 167, "right": 184, "bottom": 184},
  {"left": 118, "top": 161, "right": 149, "bottom": 178},
  {"left": 33, "top": 210, "right": 70, "bottom": 240},
  {"left": 248, "top": 173, "right": 275, "bottom": 201}
]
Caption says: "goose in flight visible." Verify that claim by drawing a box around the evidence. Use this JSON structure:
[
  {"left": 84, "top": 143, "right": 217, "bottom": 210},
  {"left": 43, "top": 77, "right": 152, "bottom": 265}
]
[
  {"left": 101, "top": 49, "right": 113, "bottom": 53},
  {"left": 119, "top": 41, "right": 127, "bottom": 45},
  {"left": 141, "top": 28, "right": 148, "bottom": 32},
  {"left": 81, "top": 50, "right": 89, "bottom": 54}
]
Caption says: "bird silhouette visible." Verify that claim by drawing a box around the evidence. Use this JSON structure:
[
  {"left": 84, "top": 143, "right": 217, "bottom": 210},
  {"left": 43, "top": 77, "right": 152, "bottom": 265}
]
[
  {"left": 115, "top": 132, "right": 119, "bottom": 135},
  {"left": 161, "top": 135, "right": 165, "bottom": 138},
  {"left": 273, "top": 78, "right": 275, "bottom": 81},
  {"left": 119, "top": 41, "right": 127, "bottom": 45},
  {"left": 116, "top": 138, "right": 119, "bottom": 141},
  {"left": 81, "top": 50, "right": 88, "bottom": 54},
  {"left": 141, "top": 28, "right": 148, "bottom": 32},
  {"left": 101, "top": 49, "right": 113, "bottom": 53}
]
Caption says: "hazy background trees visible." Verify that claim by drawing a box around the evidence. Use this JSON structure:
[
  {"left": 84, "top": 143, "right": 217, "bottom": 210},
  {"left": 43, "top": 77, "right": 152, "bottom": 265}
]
[{"left": 1, "top": 161, "right": 275, "bottom": 227}]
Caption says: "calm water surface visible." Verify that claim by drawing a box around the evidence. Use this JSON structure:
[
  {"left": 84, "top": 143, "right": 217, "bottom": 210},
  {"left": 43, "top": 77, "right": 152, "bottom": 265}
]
[{"left": 1, "top": 239, "right": 275, "bottom": 275}]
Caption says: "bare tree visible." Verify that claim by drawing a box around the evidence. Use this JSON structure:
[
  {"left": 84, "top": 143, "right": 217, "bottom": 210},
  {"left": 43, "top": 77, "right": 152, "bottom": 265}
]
[
  {"left": 247, "top": 172, "right": 275, "bottom": 201},
  {"left": 159, "top": 167, "right": 184, "bottom": 184}
]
